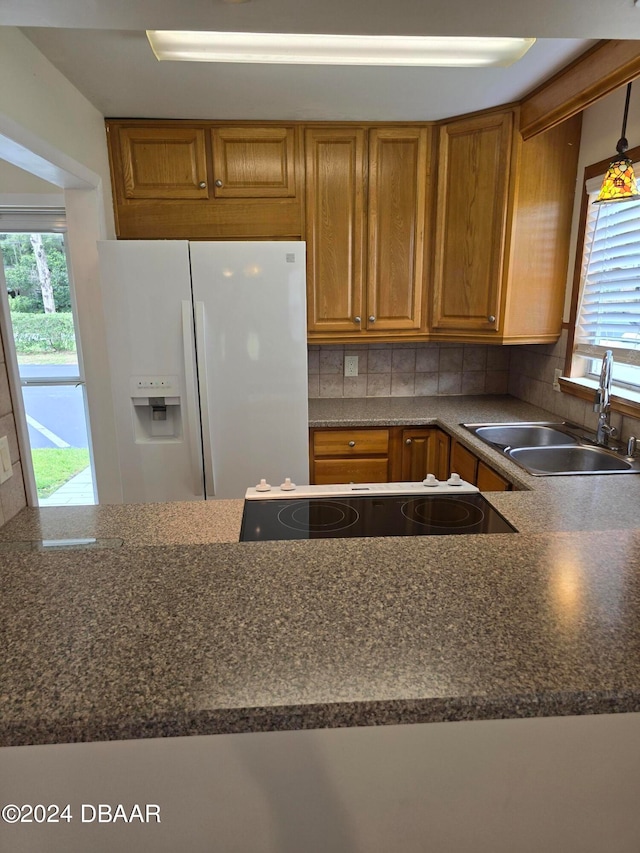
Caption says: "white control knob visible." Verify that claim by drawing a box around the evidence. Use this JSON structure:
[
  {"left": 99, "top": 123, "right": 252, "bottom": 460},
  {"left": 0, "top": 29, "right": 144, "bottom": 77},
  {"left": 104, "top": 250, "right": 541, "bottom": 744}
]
[
  {"left": 422, "top": 473, "right": 439, "bottom": 487},
  {"left": 255, "top": 479, "right": 271, "bottom": 492},
  {"left": 280, "top": 477, "right": 296, "bottom": 491},
  {"left": 447, "top": 473, "right": 463, "bottom": 486}
]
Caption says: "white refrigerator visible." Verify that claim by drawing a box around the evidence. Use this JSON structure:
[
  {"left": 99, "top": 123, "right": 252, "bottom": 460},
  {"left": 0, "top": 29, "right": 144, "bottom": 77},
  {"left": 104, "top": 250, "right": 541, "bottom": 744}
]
[{"left": 98, "top": 240, "right": 309, "bottom": 502}]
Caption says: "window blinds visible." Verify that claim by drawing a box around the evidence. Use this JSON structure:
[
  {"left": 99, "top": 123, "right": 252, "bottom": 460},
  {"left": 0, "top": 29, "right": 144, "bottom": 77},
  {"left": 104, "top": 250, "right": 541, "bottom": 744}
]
[{"left": 575, "top": 186, "right": 640, "bottom": 367}]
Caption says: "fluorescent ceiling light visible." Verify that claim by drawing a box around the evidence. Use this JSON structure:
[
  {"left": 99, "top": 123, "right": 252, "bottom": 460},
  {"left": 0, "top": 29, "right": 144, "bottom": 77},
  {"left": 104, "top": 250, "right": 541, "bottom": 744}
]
[{"left": 146, "top": 32, "right": 536, "bottom": 67}]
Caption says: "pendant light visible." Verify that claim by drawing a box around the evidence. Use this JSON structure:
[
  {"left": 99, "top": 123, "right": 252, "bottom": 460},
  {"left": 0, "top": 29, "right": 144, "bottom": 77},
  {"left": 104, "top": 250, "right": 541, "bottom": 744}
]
[{"left": 595, "top": 81, "right": 640, "bottom": 203}]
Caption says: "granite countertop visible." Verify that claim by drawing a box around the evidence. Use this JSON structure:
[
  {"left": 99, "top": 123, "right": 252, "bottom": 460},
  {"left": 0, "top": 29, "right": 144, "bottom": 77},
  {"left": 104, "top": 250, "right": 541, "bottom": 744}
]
[{"left": 2, "top": 394, "right": 640, "bottom": 747}]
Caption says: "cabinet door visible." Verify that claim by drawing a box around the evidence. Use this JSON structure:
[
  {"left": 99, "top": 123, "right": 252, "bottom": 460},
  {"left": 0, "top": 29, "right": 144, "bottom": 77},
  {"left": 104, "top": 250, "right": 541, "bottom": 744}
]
[
  {"left": 477, "top": 461, "right": 511, "bottom": 491},
  {"left": 450, "top": 441, "right": 479, "bottom": 484},
  {"left": 367, "top": 128, "right": 429, "bottom": 332},
  {"left": 211, "top": 127, "right": 297, "bottom": 198},
  {"left": 305, "top": 128, "right": 366, "bottom": 335},
  {"left": 431, "top": 112, "right": 513, "bottom": 333},
  {"left": 118, "top": 126, "right": 209, "bottom": 199},
  {"left": 399, "top": 428, "right": 451, "bottom": 482},
  {"left": 399, "top": 428, "right": 433, "bottom": 481}
]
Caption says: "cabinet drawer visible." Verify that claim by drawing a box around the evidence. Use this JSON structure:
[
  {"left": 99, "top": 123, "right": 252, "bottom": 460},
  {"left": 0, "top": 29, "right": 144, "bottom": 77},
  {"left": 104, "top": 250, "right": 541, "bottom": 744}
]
[
  {"left": 313, "top": 429, "right": 390, "bottom": 457},
  {"left": 313, "top": 458, "right": 390, "bottom": 484}
]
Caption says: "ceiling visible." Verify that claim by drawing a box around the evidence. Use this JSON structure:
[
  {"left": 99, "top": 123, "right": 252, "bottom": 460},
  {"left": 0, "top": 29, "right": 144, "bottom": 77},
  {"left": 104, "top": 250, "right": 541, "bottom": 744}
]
[{"left": 2, "top": 0, "right": 640, "bottom": 121}]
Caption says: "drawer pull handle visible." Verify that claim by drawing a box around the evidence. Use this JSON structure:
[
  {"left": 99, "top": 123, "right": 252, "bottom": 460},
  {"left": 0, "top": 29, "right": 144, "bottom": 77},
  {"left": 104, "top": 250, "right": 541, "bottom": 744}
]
[
  {"left": 348, "top": 441, "right": 356, "bottom": 447},
  {"left": 368, "top": 315, "right": 376, "bottom": 323},
  {"left": 215, "top": 179, "right": 223, "bottom": 187},
  {"left": 354, "top": 316, "right": 361, "bottom": 324},
  {"left": 488, "top": 314, "right": 496, "bottom": 323},
  {"left": 198, "top": 181, "right": 207, "bottom": 189},
  {"left": 405, "top": 438, "right": 412, "bottom": 445}
]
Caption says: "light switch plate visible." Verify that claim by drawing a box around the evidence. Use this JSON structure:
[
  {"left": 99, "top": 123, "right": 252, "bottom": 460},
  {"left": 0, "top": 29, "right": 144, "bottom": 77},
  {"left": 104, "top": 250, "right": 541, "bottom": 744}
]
[
  {"left": 553, "top": 368, "right": 563, "bottom": 392},
  {"left": 0, "top": 435, "right": 12, "bottom": 484}
]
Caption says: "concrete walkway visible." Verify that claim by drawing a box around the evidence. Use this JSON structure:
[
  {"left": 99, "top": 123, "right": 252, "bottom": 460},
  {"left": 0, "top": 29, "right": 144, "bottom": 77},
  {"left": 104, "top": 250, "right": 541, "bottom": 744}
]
[{"left": 39, "top": 466, "right": 96, "bottom": 506}]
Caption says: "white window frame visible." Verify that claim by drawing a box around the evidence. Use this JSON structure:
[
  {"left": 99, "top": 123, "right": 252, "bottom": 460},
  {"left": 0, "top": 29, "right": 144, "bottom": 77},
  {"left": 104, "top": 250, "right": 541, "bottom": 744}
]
[{"left": 566, "top": 154, "right": 640, "bottom": 411}]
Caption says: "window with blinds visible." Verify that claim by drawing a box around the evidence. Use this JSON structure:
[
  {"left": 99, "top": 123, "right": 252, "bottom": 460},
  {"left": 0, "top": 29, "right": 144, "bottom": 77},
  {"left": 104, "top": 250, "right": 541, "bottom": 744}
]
[{"left": 573, "top": 175, "right": 640, "bottom": 390}]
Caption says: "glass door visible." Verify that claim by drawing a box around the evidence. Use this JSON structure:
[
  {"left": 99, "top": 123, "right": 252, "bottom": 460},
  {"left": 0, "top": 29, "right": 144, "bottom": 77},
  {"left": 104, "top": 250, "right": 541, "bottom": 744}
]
[{"left": 0, "top": 230, "right": 95, "bottom": 506}]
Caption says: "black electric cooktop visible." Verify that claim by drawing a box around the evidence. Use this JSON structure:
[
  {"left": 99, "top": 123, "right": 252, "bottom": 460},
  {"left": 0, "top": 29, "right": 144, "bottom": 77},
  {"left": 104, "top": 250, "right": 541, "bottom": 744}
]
[{"left": 240, "top": 492, "right": 517, "bottom": 541}]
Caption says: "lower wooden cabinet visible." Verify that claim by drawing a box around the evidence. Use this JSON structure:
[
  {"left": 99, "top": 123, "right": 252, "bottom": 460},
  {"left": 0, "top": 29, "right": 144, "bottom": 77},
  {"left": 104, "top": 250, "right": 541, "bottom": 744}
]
[
  {"left": 397, "top": 427, "right": 450, "bottom": 482},
  {"left": 450, "top": 440, "right": 512, "bottom": 491},
  {"left": 309, "top": 426, "right": 451, "bottom": 485},
  {"left": 311, "top": 428, "right": 391, "bottom": 484},
  {"left": 309, "top": 428, "right": 512, "bottom": 491}
]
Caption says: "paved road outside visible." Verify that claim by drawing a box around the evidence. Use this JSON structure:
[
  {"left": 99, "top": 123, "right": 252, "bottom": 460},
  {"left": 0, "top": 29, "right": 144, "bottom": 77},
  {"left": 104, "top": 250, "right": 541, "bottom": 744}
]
[{"left": 19, "top": 364, "right": 89, "bottom": 449}]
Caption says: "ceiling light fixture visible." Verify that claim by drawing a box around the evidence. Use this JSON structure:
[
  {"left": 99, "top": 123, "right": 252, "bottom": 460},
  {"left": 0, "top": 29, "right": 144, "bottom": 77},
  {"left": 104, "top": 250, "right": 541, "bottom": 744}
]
[
  {"left": 595, "top": 81, "right": 640, "bottom": 203},
  {"left": 146, "top": 31, "right": 536, "bottom": 67}
]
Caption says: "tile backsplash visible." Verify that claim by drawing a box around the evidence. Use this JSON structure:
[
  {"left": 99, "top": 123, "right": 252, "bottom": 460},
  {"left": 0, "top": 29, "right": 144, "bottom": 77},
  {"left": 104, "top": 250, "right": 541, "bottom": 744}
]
[{"left": 308, "top": 342, "right": 511, "bottom": 399}]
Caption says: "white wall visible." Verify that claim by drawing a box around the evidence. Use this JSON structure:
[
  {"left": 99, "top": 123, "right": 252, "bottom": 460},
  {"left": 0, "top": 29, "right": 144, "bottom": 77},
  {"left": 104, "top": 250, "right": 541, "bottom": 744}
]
[
  {"left": 1, "top": 713, "right": 640, "bottom": 853},
  {"left": 0, "top": 26, "right": 121, "bottom": 506}
]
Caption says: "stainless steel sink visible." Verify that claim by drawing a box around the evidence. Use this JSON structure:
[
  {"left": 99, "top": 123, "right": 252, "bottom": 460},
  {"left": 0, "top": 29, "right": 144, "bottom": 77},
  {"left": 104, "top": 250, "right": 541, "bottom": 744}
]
[
  {"left": 474, "top": 424, "right": 578, "bottom": 448},
  {"left": 462, "top": 421, "right": 640, "bottom": 476},
  {"left": 508, "top": 445, "right": 633, "bottom": 475}
]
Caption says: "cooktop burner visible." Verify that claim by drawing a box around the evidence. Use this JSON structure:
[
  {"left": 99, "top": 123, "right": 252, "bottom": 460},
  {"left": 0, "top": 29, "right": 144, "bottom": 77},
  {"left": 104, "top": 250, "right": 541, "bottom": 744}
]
[{"left": 240, "top": 489, "right": 517, "bottom": 541}]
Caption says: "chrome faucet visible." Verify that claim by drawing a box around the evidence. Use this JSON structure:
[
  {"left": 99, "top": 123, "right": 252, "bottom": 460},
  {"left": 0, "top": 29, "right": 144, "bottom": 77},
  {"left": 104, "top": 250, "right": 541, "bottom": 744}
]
[{"left": 594, "top": 350, "right": 617, "bottom": 447}]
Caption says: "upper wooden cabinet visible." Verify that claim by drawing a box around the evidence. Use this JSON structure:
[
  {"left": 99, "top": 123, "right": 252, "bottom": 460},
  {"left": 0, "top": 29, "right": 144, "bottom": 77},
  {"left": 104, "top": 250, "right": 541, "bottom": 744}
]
[
  {"left": 106, "top": 120, "right": 303, "bottom": 239},
  {"left": 432, "top": 112, "right": 513, "bottom": 336},
  {"left": 306, "top": 125, "right": 431, "bottom": 341},
  {"left": 430, "top": 109, "right": 581, "bottom": 344},
  {"left": 210, "top": 127, "right": 296, "bottom": 198},
  {"left": 367, "top": 128, "right": 429, "bottom": 334},
  {"left": 117, "top": 126, "right": 209, "bottom": 200},
  {"left": 305, "top": 128, "right": 366, "bottom": 336},
  {"left": 105, "top": 113, "right": 580, "bottom": 345}
]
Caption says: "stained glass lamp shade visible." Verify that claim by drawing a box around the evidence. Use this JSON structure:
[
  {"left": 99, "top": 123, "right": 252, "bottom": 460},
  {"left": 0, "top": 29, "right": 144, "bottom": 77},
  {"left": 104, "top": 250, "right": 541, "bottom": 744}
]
[{"left": 595, "top": 81, "right": 640, "bottom": 204}]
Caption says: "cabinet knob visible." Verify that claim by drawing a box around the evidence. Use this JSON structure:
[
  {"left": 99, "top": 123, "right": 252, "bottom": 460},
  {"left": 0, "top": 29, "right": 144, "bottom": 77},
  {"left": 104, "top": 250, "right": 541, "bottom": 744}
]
[
  {"left": 198, "top": 181, "right": 207, "bottom": 189},
  {"left": 488, "top": 314, "right": 496, "bottom": 323},
  {"left": 214, "top": 179, "right": 223, "bottom": 188},
  {"left": 368, "top": 315, "right": 376, "bottom": 323},
  {"left": 354, "top": 316, "right": 361, "bottom": 324},
  {"left": 348, "top": 440, "right": 356, "bottom": 447},
  {"left": 405, "top": 438, "right": 412, "bottom": 445}
]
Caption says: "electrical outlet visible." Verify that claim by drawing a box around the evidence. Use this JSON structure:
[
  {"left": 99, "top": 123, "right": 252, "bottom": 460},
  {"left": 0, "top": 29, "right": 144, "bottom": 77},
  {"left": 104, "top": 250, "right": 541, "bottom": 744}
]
[
  {"left": 344, "top": 355, "right": 359, "bottom": 377},
  {"left": 553, "top": 368, "right": 563, "bottom": 392},
  {"left": 0, "top": 435, "right": 12, "bottom": 484}
]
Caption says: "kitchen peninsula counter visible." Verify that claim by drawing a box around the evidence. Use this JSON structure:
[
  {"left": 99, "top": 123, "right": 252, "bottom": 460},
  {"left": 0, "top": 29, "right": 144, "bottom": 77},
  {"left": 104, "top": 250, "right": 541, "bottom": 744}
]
[{"left": 2, "top": 395, "right": 640, "bottom": 747}]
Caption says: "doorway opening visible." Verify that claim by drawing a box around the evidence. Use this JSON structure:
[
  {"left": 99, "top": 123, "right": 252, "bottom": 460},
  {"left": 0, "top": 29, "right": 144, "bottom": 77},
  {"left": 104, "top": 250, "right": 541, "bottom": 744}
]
[{"left": 0, "top": 223, "right": 96, "bottom": 506}]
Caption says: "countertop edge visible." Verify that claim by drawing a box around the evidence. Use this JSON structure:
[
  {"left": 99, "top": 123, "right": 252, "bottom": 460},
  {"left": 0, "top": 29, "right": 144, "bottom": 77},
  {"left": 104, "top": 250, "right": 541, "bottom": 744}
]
[{"left": 5, "top": 691, "right": 640, "bottom": 748}]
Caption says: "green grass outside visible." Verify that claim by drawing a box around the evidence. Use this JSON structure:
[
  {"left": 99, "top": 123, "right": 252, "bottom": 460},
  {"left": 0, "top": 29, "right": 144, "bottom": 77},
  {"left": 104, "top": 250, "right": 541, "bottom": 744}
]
[
  {"left": 31, "top": 448, "right": 90, "bottom": 498},
  {"left": 17, "top": 351, "right": 78, "bottom": 366}
]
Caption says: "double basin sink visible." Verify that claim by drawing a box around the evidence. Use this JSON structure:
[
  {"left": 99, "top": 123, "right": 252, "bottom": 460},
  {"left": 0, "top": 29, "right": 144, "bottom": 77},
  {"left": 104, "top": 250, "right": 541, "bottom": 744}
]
[{"left": 462, "top": 422, "right": 640, "bottom": 476}]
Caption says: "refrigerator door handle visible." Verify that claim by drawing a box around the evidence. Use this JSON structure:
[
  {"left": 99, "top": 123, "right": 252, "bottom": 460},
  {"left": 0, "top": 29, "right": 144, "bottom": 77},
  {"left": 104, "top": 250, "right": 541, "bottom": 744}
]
[
  {"left": 181, "top": 300, "right": 206, "bottom": 497},
  {"left": 193, "top": 300, "right": 215, "bottom": 497}
]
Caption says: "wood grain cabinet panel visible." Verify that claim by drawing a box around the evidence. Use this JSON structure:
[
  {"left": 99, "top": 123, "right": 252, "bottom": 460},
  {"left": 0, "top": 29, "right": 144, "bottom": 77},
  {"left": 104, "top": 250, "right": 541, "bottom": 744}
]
[
  {"left": 306, "top": 125, "right": 430, "bottom": 341},
  {"left": 476, "top": 461, "right": 511, "bottom": 491},
  {"left": 451, "top": 440, "right": 512, "bottom": 490},
  {"left": 106, "top": 121, "right": 303, "bottom": 239},
  {"left": 211, "top": 127, "right": 296, "bottom": 198},
  {"left": 310, "top": 427, "right": 390, "bottom": 484},
  {"left": 397, "top": 427, "right": 450, "bottom": 482},
  {"left": 431, "top": 109, "right": 581, "bottom": 344},
  {"left": 367, "top": 128, "right": 428, "bottom": 333},
  {"left": 118, "top": 126, "right": 209, "bottom": 200},
  {"left": 305, "top": 128, "right": 366, "bottom": 335},
  {"left": 432, "top": 112, "right": 513, "bottom": 335}
]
